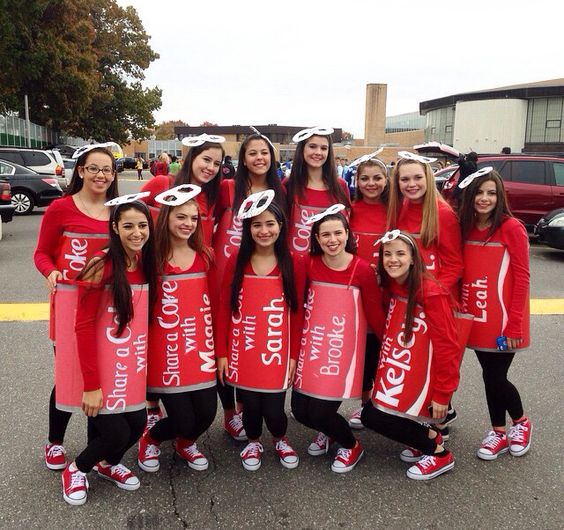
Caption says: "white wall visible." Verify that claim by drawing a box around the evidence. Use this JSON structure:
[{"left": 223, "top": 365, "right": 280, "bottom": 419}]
[{"left": 453, "top": 99, "right": 528, "bottom": 153}]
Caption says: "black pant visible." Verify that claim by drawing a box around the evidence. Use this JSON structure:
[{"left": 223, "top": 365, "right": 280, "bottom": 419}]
[
  {"left": 75, "top": 409, "right": 146, "bottom": 473},
  {"left": 236, "top": 388, "right": 287, "bottom": 440},
  {"left": 49, "top": 386, "right": 71, "bottom": 444},
  {"left": 475, "top": 350, "right": 524, "bottom": 427},
  {"left": 361, "top": 401, "right": 437, "bottom": 455},
  {"left": 137, "top": 169, "right": 143, "bottom": 179},
  {"left": 362, "top": 333, "right": 381, "bottom": 393},
  {"left": 291, "top": 391, "right": 355, "bottom": 449},
  {"left": 150, "top": 386, "right": 217, "bottom": 442}
]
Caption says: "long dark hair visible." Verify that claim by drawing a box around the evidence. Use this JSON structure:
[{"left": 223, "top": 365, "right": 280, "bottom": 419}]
[
  {"left": 174, "top": 142, "right": 224, "bottom": 207},
  {"left": 233, "top": 134, "right": 286, "bottom": 213},
  {"left": 458, "top": 170, "right": 513, "bottom": 240},
  {"left": 230, "top": 202, "right": 297, "bottom": 313},
  {"left": 377, "top": 231, "right": 425, "bottom": 343},
  {"left": 286, "top": 134, "right": 350, "bottom": 209},
  {"left": 309, "top": 212, "right": 357, "bottom": 256},
  {"left": 79, "top": 201, "right": 156, "bottom": 336},
  {"left": 66, "top": 147, "right": 119, "bottom": 199},
  {"left": 354, "top": 158, "right": 389, "bottom": 205},
  {"left": 155, "top": 198, "right": 213, "bottom": 274}
]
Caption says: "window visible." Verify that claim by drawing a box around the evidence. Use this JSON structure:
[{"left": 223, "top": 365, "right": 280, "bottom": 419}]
[
  {"left": 22, "top": 151, "right": 51, "bottom": 166},
  {"left": 0, "top": 161, "right": 14, "bottom": 175},
  {"left": 445, "top": 125, "right": 452, "bottom": 133},
  {"left": 546, "top": 120, "right": 561, "bottom": 128},
  {"left": 510, "top": 161, "right": 545, "bottom": 185},
  {"left": 552, "top": 163, "right": 564, "bottom": 186},
  {"left": 0, "top": 151, "right": 24, "bottom": 165}
]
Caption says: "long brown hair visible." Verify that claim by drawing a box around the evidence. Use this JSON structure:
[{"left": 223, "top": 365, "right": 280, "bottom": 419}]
[
  {"left": 66, "top": 147, "right": 119, "bottom": 199},
  {"left": 458, "top": 170, "right": 514, "bottom": 240},
  {"left": 154, "top": 199, "right": 213, "bottom": 273}
]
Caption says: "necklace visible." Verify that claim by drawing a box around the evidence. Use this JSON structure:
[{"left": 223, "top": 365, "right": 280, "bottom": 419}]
[{"left": 77, "top": 193, "right": 107, "bottom": 220}]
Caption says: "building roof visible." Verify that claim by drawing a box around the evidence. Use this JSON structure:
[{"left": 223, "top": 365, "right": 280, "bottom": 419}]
[{"left": 419, "top": 79, "right": 564, "bottom": 114}]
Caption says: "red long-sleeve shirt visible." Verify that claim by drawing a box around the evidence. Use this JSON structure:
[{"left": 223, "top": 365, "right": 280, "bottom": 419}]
[
  {"left": 306, "top": 254, "right": 385, "bottom": 339},
  {"left": 140, "top": 175, "right": 174, "bottom": 207},
  {"left": 34, "top": 195, "right": 108, "bottom": 278},
  {"left": 389, "top": 278, "right": 460, "bottom": 405},
  {"left": 465, "top": 217, "right": 530, "bottom": 339},
  {"left": 350, "top": 199, "right": 387, "bottom": 234},
  {"left": 397, "top": 199, "right": 463, "bottom": 293},
  {"left": 74, "top": 260, "right": 146, "bottom": 391},
  {"left": 215, "top": 253, "right": 306, "bottom": 361},
  {"left": 283, "top": 178, "right": 351, "bottom": 211}
]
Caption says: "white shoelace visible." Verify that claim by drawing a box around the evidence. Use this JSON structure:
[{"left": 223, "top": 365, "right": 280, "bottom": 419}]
[
  {"left": 48, "top": 444, "right": 65, "bottom": 457},
  {"left": 482, "top": 431, "right": 505, "bottom": 448},
  {"left": 313, "top": 432, "right": 328, "bottom": 447},
  {"left": 351, "top": 408, "right": 362, "bottom": 419},
  {"left": 145, "top": 444, "right": 160, "bottom": 458},
  {"left": 242, "top": 442, "right": 263, "bottom": 458},
  {"left": 509, "top": 422, "right": 527, "bottom": 443},
  {"left": 70, "top": 470, "right": 87, "bottom": 489},
  {"left": 185, "top": 443, "right": 203, "bottom": 457},
  {"left": 229, "top": 414, "right": 244, "bottom": 432},
  {"left": 417, "top": 455, "right": 437, "bottom": 469},
  {"left": 147, "top": 412, "right": 161, "bottom": 430},
  {"left": 275, "top": 439, "right": 292, "bottom": 453},
  {"left": 337, "top": 447, "right": 352, "bottom": 460},
  {"left": 110, "top": 464, "right": 131, "bottom": 478}
]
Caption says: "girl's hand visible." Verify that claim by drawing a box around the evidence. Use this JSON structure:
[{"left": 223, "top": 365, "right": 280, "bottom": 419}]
[
  {"left": 506, "top": 337, "right": 523, "bottom": 350},
  {"left": 216, "top": 357, "right": 229, "bottom": 386},
  {"left": 431, "top": 400, "right": 447, "bottom": 420},
  {"left": 287, "top": 359, "right": 297, "bottom": 387},
  {"left": 82, "top": 389, "right": 103, "bottom": 417},
  {"left": 47, "top": 270, "right": 63, "bottom": 293}
]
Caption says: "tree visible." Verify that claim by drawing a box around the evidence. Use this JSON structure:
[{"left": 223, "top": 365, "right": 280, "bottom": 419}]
[
  {"left": 342, "top": 131, "right": 354, "bottom": 141},
  {"left": 0, "top": 0, "right": 162, "bottom": 144},
  {"left": 154, "top": 120, "right": 187, "bottom": 140},
  {"left": 200, "top": 121, "right": 218, "bottom": 127}
]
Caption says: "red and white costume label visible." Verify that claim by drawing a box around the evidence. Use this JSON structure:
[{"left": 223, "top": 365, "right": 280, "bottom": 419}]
[
  {"left": 227, "top": 275, "right": 291, "bottom": 392},
  {"left": 148, "top": 273, "right": 216, "bottom": 393},
  {"left": 354, "top": 231, "right": 384, "bottom": 266},
  {"left": 54, "top": 282, "right": 148, "bottom": 414},
  {"left": 56, "top": 231, "right": 108, "bottom": 281},
  {"left": 462, "top": 240, "right": 530, "bottom": 351},
  {"left": 411, "top": 233, "right": 438, "bottom": 273},
  {"left": 288, "top": 204, "right": 327, "bottom": 256},
  {"left": 212, "top": 208, "right": 243, "bottom": 282},
  {"left": 294, "top": 282, "right": 367, "bottom": 400},
  {"left": 371, "top": 295, "right": 434, "bottom": 421}
]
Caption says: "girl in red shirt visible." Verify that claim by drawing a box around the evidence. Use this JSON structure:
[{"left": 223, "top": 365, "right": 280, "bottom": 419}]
[
  {"left": 61, "top": 199, "right": 156, "bottom": 505},
  {"left": 138, "top": 187, "right": 217, "bottom": 474},
  {"left": 458, "top": 169, "right": 532, "bottom": 460},
  {"left": 361, "top": 230, "right": 460, "bottom": 481},
  {"left": 216, "top": 196, "right": 305, "bottom": 471},
  {"left": 34, "top": 145, "right": 118, "bottom": 472},
  {"left": 212, "top": 133, "right": 286, "bottom": 441},
  {"left": 284, "top": 127, "right": 350, "bottom": 256},
  {"left": 292, "top": 208, "right": 384, "bottom": 474},
  {"left": 348, "top": 157, "right": 389, "bottom": 429}
]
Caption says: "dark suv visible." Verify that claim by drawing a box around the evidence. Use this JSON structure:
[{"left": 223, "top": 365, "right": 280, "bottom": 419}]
[{"left": 441, "top": 154, "right": 564, "bottom": 230}]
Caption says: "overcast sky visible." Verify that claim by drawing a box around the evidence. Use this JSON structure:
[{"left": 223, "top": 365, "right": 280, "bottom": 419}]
[{"left": 118, "top": 0, "right": 561, "bottom": 138}]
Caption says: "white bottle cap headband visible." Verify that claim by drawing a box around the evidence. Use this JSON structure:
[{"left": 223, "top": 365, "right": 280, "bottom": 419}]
[
  {"left": 458, "top": 166, "right": 494, "bottom": 189},
  {"left": 154, "top": 184, "right": 201, "bottom": 206},
  {"left": 249, "top": 126, "right": 276, "bottom": 152},
  {"left": 305, "top": 203, "right": 346, "bottom": 225},
  {"left": 72, "top": 142, "right": 117, "bottom": 159},
  {"left": 375, "top": 229, "right": 416, "bottom": 248},
  {"left": 348, "top": 148, "right": 385, "bottom": 169},
  {"left": 236, "top": 190, "right": 276, "bottom": 220},
  {"left": 181, "top": 133, "right": 226, "bottom": 147},
  {"left": 104, "top": 191, "right": 151, "bottom": 207},
  {"left": 397, "top": 151, "right": 437, "bottom": 164},
  {"left": 292, "top": 126, "right": 334, "bottom": 143}
]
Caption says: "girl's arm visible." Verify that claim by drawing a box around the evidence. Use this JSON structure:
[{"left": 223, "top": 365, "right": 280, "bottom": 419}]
[
  {"left": 357, "top": 261, "right": 385, "bottom": 339},
  {"left": 34, "top": 200, "right": 65, "bottom": 283},
  {"left": 437, "top": 204, "right": 463, "bottom": 293}
]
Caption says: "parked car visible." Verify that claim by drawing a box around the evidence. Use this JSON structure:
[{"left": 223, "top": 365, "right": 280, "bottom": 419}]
[
  {"left": 62, "top": 158, "right": 76, "bottom": 186},
  {"left": 116, "top": 156, "right": 148, "bottom": 172},
  {"left": 0, "top": 159, "right": 62, "bottom": 214},
  {"left": 535, "top": 208, "right": 564, "bottom": 250},
  {"left": 433, "top": 166, "right": 457, "bottom": 191},
  {"left": 0, "top": 178, "right": 15, "bottom": 223},
  {"left": 0, "top": 147, "right": 67, "bottom": 191}
]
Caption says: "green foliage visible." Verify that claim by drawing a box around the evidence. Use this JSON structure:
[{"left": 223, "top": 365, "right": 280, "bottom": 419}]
[
  {"left": 154, "top": 120, "right": 187, "bottom": 140},
  {"left": 0, "top": 0, "right": 162, "bottom": 143}
]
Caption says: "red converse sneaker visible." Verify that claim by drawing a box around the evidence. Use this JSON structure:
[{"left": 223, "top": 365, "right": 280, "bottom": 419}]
[
  {"left": 174, "top": 439, "right": 209, "bottom": 471},
  {"left": 477, "top": 430, "right": 509, "bottom": 461},
  {"left": 331, "top": 442, "right": 364, "bottom": 473},
  {"left": 240, "top": 441, "right": 264, "bottom": 471},
  {"left": 273, "top": 437, "right": 299, "bottom": 469},
  {"left": 400, "top": 431, "right": 443, "bottom": 463},
  {"left": 224, "top": 412, "right": 247, "bottom": 441},
  {"left": 138, "top": 431, "right": 161, "bottom": 473},
  {"left": 45, "top": 443, "right": 67, "bottom": 470},
  {"left": 97, "top": 463, "right": 140, "bottom": 491},
  {"left": 308, "top": 432, "right": 332, "bottom": 456},
  {"left": 62, "top": 464, "right": 88, "bottom": 506},
  {"left": 144, "top": 408, "right": 163, "bottom": 435},
  {"left": 406, "top": 451, "right": 454, "bottom": 481},
  {"left": 508, "top": 418, "right": 532, "bottom": 457},
  {"left": 348, "top": 407, "right": 364, "bottom": 430}
]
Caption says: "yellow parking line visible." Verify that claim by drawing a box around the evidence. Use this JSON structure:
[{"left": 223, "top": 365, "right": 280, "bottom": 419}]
[{"left": 0, "top": 299, "right": 564, "bottom": 321}]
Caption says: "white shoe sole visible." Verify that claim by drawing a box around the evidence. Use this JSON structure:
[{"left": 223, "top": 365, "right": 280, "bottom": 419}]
[
  {"left": 477, "top": 447, "right": 508, "bottom": 461},
  {"left": 308, "top": 446, "right": 329, "bottom": 456},
  {"left": 509, "top": 426, "right": 532, "bottom": 457},
  {"left": 400, "top": 452, "right": 421, "bottom": 463},
  {"left": 242, "top": 460, "right": 261, "bottom": 471},
  {"left": 46, "top": 461, "right": 67, "bottom": 471},
  {"left": 331, "top": 450, "right": 364, "bottom": 473},
  {"left": 406, "top": 461, "right": 454, "bottom": 480},
  {"left": 279, "top": 457, "right": 299, "bottom": 469},
  {"left": 186, "top": 460, "right": 209, "bottom": 471},
  {"left": 348, "top": 421, "right": 364, "bottom": 430},
  {"left": 138, "top": 459, "right": 160, "bottom": 473},
  {"left": 62, "top": 492, "right": 87, "bottom": 506},
  {"left": 97, "top": 471, "right": 141, "bottom": 491}
]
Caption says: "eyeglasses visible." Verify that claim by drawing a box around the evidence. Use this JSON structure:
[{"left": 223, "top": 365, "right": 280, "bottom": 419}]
[{"left": 83, "top": 165, "right": 114, "bottom": 176}]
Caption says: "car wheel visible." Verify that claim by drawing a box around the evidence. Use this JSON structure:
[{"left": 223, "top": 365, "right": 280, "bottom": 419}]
[{"left": 12, "top": 190, "right": 34, "bottom": 215}]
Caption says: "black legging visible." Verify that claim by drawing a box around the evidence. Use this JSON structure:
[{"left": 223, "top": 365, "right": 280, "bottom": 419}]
[
  {"left": 236, "top": 388, "right": 287, "bottom": 440},
  {"left": 217, "top": 377, "right": 236, "bottom": 410},
  {"left": 475, "top": 350, "right": 524, "bottom": 427},
  {"left": 362, "top": 333, "right": 381, "bottom": 393},
  {"left": 49, "top": 386, "right": 98, "bottom": 444},
  {"left": 361, "top": 401, "right": 437, "bottom": 455},
  {"left": 291, "top": 391, "right": 356, "bottom": 449},
  {"left": 150, "top": 386, "right": 217, "bottom": 442},
  {"left": 75, "top": 409, "right": 146, "bottom": 473}
]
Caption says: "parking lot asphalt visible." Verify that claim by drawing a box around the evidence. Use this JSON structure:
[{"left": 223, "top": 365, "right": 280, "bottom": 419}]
[{"left": 0, "top": 175, "right": 562, "bottom": 529}]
